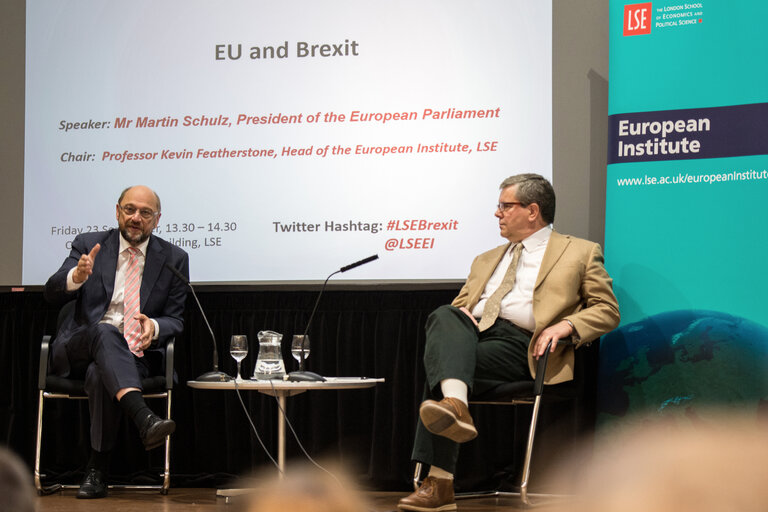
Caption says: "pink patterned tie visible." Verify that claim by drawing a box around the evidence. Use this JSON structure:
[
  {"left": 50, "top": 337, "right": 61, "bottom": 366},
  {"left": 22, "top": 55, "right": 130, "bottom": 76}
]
[{"left": 123, "top": 247, "right": 143, "bottom": 357}]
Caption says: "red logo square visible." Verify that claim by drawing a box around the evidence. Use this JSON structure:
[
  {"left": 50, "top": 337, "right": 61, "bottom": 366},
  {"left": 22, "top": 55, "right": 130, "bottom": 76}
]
[{"left": 624, "top": 3, "right": 652, "bottom": 36}]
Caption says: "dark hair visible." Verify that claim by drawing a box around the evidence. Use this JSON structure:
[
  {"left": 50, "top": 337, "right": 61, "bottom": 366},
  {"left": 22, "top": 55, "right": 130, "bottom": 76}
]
[
  {"left": 499, "top": 173, "right": 555, "bottom": 224},
  {"left": 0, "top": 447, "right": 37, "bottom": 512}
]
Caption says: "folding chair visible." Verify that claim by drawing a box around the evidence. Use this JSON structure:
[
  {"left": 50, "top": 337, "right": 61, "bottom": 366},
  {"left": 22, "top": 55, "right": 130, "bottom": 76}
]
[
  {"left": 34, "top": 301, "right": 175, "bottom": 495},
  {"left": 413, "top": 338, "right": 588, "bottom": 506}
]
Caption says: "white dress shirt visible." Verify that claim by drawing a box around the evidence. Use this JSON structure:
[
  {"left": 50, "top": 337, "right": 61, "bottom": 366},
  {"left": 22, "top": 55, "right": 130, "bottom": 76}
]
[
  {"left": 66, "top": 233, "right": 159, "bottom": 340},
  {"left": 471, "top": 226, "right": 552, "bottom": 332}
]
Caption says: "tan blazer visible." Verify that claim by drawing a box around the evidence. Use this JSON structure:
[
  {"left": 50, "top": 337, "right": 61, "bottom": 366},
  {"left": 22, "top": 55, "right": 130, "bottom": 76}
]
[{"left": 451, "top": 231, "right": 620, "bottom": 384}]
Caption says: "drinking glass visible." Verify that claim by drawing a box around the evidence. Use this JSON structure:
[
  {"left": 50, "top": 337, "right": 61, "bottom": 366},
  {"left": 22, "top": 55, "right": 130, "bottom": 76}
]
[
  {"left": 230, "top": 335, "right": 248, "bottom": 381},
  {"left": 291, "top": 335, "right": 310, "bottom": 369}
]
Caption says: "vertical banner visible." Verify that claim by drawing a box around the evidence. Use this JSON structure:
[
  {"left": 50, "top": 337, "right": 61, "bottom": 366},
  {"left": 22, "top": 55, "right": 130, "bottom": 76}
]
[{"left": 600, "top": 1, "right": 768, "bottom": 428}]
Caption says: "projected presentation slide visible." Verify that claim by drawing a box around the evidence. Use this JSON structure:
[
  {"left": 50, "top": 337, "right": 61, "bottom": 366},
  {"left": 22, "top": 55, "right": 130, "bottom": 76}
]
[{"left": 24, "top": 0, "right": 552, "bottom": 284}]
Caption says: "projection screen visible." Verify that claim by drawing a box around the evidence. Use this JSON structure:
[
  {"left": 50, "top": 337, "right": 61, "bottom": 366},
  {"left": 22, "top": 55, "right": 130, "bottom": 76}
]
[{"left": 24, "top": 0, "right": 552, "bottom": 284}]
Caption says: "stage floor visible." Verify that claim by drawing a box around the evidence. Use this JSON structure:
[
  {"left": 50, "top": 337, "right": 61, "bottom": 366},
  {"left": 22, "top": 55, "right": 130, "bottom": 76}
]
[{"left": 36, "top": 487, "right": 548, "bottom": 511}]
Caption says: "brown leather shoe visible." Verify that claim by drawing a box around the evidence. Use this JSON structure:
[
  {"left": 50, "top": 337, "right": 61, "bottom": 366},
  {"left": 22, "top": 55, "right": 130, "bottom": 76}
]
[
  {"left": 398, "top": 476, "right": 456, "bottom": 511},
  {"left": 419, "top": 397, "right": 477, "bottom": 443}
]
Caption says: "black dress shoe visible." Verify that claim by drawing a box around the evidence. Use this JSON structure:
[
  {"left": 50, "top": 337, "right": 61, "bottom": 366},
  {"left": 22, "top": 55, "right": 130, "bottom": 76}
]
[
  {"left": 139, "top": 413, "right": 176, "bottom": 450},
  {"left": 76, "top": 468, "right": 107, "bottom": 499}
]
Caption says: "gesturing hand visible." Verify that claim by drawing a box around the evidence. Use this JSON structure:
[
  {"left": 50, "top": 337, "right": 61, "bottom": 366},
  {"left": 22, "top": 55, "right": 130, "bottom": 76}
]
[{"left": 72, "top": 243, "right": 101, "bottom": 283}]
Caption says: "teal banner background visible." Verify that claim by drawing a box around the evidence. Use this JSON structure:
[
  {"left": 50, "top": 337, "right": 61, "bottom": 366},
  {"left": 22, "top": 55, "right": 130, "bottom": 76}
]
[{"left": 599, "top": 1, "right": 768, "bottom": 428}]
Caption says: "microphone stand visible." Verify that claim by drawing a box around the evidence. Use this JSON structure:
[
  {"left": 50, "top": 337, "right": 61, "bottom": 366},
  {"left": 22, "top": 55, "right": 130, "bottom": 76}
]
[
  {"left": 287, "top": 271, "right": 338, "bottom": 382},
  {"left": 189, "top": 286, "right": 231, "bottom": 382},
  {"left": 166, "top": 263, "right": 230, "bottom": 382},
  {"left": 287, "top": 254, "right": 379, "bottom": 382}
]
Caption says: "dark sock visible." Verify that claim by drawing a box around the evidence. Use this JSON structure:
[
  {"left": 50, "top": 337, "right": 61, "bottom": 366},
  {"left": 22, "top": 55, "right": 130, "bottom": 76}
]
[
  {"left": 87, "top": 449, "right": 110, "bottom": 473},
  {"left": 119, "top": 390, "right": 154, "bottom": 429}
]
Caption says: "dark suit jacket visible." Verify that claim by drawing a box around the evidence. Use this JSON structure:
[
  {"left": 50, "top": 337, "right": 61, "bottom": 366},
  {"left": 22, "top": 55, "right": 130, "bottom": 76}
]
[{"left": 44, "top": 229, "right": 189, "bottom": 377}]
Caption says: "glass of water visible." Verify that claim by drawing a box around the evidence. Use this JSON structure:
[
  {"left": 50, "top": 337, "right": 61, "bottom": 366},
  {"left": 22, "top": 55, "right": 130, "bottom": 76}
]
[
  {"left": 230, "top": 335, "right": 248, "bottom": 381},
  {"left": 291, "top": 335, "right": 310, "bottom": 370}
]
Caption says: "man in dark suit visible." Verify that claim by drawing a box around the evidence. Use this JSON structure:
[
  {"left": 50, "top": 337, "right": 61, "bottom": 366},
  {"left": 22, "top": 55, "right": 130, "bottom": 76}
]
[
  {"left": 398, "top": 174, "right": 620, "bottom": 512},
  {"left": 44, "top": 185, "right": 189, "bottom": 499}
]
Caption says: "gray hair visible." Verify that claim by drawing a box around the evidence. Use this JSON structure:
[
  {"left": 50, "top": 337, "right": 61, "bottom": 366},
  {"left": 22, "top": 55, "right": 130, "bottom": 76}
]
[{"left": 499, "top": 173, "right": 555, "bottom": 224}]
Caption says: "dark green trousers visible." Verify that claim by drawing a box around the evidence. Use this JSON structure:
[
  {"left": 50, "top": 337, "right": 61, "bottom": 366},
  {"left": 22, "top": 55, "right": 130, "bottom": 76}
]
[{"left": 411, "top": 304, "right": 532, "bottom": 473}]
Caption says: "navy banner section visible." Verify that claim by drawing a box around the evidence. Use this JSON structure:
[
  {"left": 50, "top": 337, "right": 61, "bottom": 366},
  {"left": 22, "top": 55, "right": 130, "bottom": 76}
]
[{"left": 608, "top": 102, "right": 768, "bottom": 164}]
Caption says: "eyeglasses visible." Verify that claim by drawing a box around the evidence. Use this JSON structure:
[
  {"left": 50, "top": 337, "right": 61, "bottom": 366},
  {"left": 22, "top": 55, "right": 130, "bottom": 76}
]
[
  {"left": 496, "top": 201, "right": 524, "bottom": 213},
  {"left": 118, "top": 204, "right": 159, "bottom": 220}
]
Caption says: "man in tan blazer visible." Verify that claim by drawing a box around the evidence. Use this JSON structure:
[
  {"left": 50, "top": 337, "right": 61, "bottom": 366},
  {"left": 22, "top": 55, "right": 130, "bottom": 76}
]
[{"left": 399, "top": 174, "right": 620, "bottom": 512}]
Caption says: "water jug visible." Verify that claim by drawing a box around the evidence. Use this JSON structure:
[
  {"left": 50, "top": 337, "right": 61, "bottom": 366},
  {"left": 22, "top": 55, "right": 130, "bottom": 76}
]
[{"left": 252, "top": 330, "right": 286, "bottom": 380}]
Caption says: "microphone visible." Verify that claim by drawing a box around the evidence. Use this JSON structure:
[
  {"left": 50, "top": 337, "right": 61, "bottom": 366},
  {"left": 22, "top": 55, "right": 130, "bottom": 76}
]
[
  {"left": 286, "top": 254, "right": 379, "bottom": 382},
  {"left": 165, "top": 263, "right": 231, "bottom": 382},
  {"left": 339, "top": 254, "right": 379, "bottom": 273}
]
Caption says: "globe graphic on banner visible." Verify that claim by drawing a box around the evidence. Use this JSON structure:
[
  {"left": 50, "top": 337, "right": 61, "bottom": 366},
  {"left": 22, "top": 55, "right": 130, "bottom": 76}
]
[{"left": 597, "top": 310, "right": 768, "bottom": 427}]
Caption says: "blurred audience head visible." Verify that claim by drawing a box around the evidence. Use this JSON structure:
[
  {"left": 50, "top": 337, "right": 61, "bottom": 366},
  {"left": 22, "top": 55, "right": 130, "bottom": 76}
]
[
  {"left": 243, "top": 463, "right": 368, "bottom": 512},
  {"left": 0, "top": 446, "right": 36, "bottom": 512},
  {"left": 561, "top": 411, "right": 768, "bottom": 512}
]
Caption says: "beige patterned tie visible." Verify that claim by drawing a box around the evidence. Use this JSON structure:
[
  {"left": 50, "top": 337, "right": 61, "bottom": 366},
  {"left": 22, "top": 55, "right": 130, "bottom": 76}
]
[
  {"left": 477, "top": 243, "right": 524, "bottom": 332},
  {"left": 122, "top": 247, "right": 143, "bottom": 356}
]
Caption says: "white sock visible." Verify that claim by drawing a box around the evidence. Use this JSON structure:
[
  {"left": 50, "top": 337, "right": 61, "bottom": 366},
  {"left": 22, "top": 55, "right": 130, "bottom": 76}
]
[
  {"left": 440, "top": 378, "right": 468, "bottom": 406},
  {"left": 428, "top": 465, "right": 454, "bottom": 480}
]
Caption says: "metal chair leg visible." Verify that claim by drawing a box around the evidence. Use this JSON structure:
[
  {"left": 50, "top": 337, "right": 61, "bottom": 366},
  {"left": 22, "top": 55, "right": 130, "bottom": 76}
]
[
  {"left": 36, "top": 391, "right": 173, "bottom": 494},
  {"left": 161, "top": 389, "right": 172, "bottom": 494},
  {"left": 34, "top": 391, "right": 44, "bottom": 493},
  {"left": 451, "top": 396, "right": 572, "bottom": 506},
  {"left": 413, "top": 462, "right": 423, "bottom": 491},
  {"left": 520, "top": 395, "right": 542, "bottom": 505}
]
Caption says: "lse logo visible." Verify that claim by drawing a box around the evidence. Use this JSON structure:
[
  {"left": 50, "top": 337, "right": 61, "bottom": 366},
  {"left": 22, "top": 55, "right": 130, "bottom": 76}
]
[{"left": 624, "top": 3, "right": 652, "bottom": 36}]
